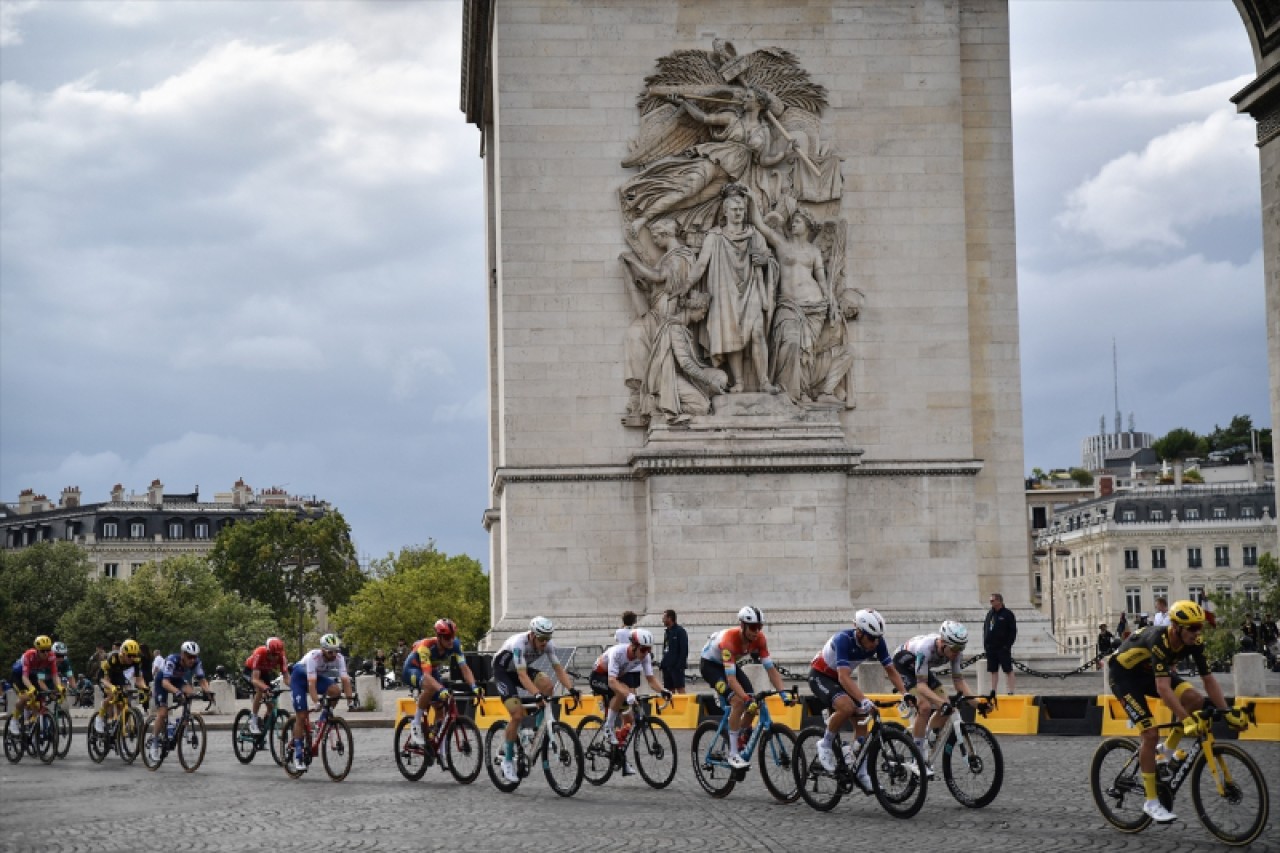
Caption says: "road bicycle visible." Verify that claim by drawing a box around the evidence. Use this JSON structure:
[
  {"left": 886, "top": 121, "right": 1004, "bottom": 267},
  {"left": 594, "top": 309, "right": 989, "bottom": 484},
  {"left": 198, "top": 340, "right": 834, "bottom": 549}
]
[
  {"left": 1090, "top": 704, "right": 1269, "bottom": 846},
  {"left": 576, "top": 693, "right": 678, "bottom": 788},
  {"left": 393, "top": 690, "right": 483, "bottom": 784},
  {"left": 2, "top": 688, "right": 60, "bottom": 764},
  {"left": 142, "top": 692, "right": 208, "bottom": 772},
  {"left": 277, "top": 695, "right": 354, "bottom": 782},
  {"left": 87, "top": 686, "right": 145, "bottom": 764},
  {"left": 793, "top": 698, "right": 930, "bottom": 819},
  {"left": 888, "top": 691, "right": 1004, "bottom": 808},
  {"left": 690, "top": 688, "right": 800, "bottom": 803},
  {"left": 483, "top": 692, "right": 585, "bottom": 797},
  {"left": 232, "top": 686, "right": 293, "bottom": 766},
  {"left": 48, "top": 684, "right": 74, "bottom": 760}
]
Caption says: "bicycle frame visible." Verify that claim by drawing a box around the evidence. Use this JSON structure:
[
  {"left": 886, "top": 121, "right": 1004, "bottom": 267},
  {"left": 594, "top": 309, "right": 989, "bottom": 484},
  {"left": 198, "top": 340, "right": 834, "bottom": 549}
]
[
  {"left": 703, "top": 688, "right": 792, "bottom": 766},
  {"left": 916, "top": 692, "right": 995, "bottom": 767}
]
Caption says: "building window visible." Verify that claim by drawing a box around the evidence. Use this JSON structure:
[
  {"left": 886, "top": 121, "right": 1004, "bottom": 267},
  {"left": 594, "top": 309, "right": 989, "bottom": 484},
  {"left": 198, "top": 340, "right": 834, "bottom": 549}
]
[
  {"left": 130, "top": 522, "right": 145, "bottom": 538},
  {"left": 101, "top": 522, "right": 118, "bottom": 538},
  {"left": 1151, "top": 547, "right": 1166, "bottom": 569},
  {"left": 193, "top": 522, "right": 209, "bottom": 540},
  {"left": 1245, "top": 584, "right": 1261, "bottom": 603},
  {"left": 65, "top": 526, "right": 75, "bottom": 541},
  {"left": 1124, "top": 549, "right": 1139, "bottom": 570},
  {"left": 1243, "top": 545, "right": 1257, "bottom": 567},
  {"left": 1214, "top": 545, "right": 1230, "bottom": 568},
  {"left": 1032, "top": 506, "right": 1047, "bottom": 529},
  {"left": 1185, "top": 508, "right": 1200, "bottom": 520},
  {"left": 1150, "top": 509, "right": 1164, "bottom": 521},
  {"left": 103, "top": 563, "right": 119, "bottom": 579},
  {"left": 1188, "top": 584, "right": 1205, "bottom": 604},
  {"left": 168, "top": 522, "right": 184, "bottom": 539},
  {"left": 131, "top": 563, "right": 144, "bottom": 574},
  {"left": 1152, "top": 585, "right": 1168, "bottom": 605},
  {"left": 1034, "top": 573, "right": 1042, "bottom": 594},
  {"left": 1242, "top": 505, "right": 1256, "bottom": 518},
  {"left": 1125, "top": 587, "right": 1142, "bottom": 614},
  {"left": 1212, "top": 506, "right": 1226, "bottom": 519},
  {"left": 1187, "top": 547, "right": 1202, "bottom": 569},
  {"left": 1122, "top": 510, "right": 1135, "bottom": 522},
  {"left": 1215, "top": 583, "right": 1232, "bottom": 597}
]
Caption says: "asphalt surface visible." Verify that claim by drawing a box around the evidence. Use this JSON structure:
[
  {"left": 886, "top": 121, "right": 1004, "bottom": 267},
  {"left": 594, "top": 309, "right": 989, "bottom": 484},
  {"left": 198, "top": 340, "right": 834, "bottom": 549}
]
[{"left": 0, "top": 720, "right": 1275, "bottom": 852}]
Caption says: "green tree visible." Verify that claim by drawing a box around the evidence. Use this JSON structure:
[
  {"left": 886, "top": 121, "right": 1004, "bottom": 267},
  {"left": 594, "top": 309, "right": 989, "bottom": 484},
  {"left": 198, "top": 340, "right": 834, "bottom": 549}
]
[
  {"left": 0, "top": 541, "right": 94, "bottom": 666},
  {"left": 1204, "top": 552, "right": 1278, "bottom": 664},
  {"left": 58, "top": 555, "right": 277, "bottom": 670},
  {"left": 334, "top": 543, "right": 489, "bottom": 652},
  {"left": 1152, "top": 427, "right": 1201, "bottom": 461},
  {"left": 1067, "top": 467, "right": 1094, "bottom": 486},
  {"left": 1207, "top": 415, "right": 1253, "bottom": 454},
  {"left": 208, "top": 510, "right": 363, "bottom": 650}
]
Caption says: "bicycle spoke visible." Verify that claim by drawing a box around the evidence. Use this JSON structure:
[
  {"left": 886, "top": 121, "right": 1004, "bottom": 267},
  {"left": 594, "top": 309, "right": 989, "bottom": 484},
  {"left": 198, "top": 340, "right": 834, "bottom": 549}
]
[
  {"left": 1089, "top": 738, "right": 1151, "bottom": 833},
  {"left": 1190, "top": 742, "right": 1270, "bottom": 846}
]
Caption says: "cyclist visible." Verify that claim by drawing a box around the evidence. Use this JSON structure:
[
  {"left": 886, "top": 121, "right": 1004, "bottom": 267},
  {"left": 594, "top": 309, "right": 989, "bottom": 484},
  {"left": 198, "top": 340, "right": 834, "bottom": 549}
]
[
  {"left": 7, "top": 635, "right": 64, "bottom": 735},
  {"left": 1108, "top": 599, "right": 1247, "bottom": 824},
  {"left": 149, "top": 640, "right": 212, "bottom": 762},
  {"left": 243, "top": 636, "right": 290, "bottom": 735},
  {"left": 492, "top": 617, "right": 578, "bottom": 783},
  {"left": 406, "top": 618, "right": 481, "bottom": 747},
  {"left": 95, "top": 638, "right": 149, "bottom": 735},
  {"left": 590, "top": 629, "right": 671, "bottom": 774},
  {"left": 699, "top": 606, "right": 789, "bottom": 769},
  {"left": 50, "top": 642, "right": 77, "bottom": 694},
  {"left": 288, "top": 633, "right": 356, "bottom": 772},
  {"left": 892, "top": 620, "right": 975, "bottom": 775},
  {"left": 808, "top": 609, "right": 909, "bottom": 786}
]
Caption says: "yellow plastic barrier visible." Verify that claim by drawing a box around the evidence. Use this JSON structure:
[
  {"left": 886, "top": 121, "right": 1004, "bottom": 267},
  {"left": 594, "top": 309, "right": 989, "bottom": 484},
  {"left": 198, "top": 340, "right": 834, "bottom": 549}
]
[
  {"left": 557, "top": 699, "right": 596, "bottom": 730},
  {"left": 765, "top": 694, "right": 803, "bottom": 729},
  {"left": 395, "top": 697, "right": 416, "bottom": 726},
  {"left": 655, "top": 694, "right": 700, "bottom": 729},
  {"left": 478, "top": 696, "right": 511, "bottom": 722},
  {"left": 1238, "top": 697, "right": 1280, "bottom": 742},
  {"left": 976, "top": 695, "right": 1039, "bottom": 735},
  {"left": 1098, "top": 695, "right": 1173, "bottom": 737},
  {"left": 867, "top": 694, "right": 913, "bottom": 727}
]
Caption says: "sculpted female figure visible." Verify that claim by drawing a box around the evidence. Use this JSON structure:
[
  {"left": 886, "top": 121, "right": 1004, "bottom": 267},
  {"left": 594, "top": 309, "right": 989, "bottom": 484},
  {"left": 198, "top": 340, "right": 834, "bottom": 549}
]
[{"left": 689, "top": 184, "right": 778, "bottom": 394}]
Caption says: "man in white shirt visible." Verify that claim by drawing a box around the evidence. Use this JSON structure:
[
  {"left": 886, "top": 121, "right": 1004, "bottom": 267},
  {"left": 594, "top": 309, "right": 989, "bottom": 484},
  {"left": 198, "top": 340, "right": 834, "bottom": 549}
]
[{"left": 1152, "top": 596, "right": 1171, "bottom": 628}]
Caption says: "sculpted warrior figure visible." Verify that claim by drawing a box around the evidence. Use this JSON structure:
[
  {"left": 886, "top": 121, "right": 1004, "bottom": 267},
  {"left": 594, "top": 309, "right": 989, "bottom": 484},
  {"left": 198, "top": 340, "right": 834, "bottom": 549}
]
[{"left": 641, "top": 291, "right": 729, "bottom": 424}]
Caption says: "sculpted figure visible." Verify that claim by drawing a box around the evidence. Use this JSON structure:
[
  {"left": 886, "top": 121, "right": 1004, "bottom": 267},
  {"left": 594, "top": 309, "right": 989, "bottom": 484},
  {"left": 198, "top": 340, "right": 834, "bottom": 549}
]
[
  {"left": 619, "top": 219, "right": 696, "bottom": 418},
  {"left": 641, "top": 291, "right": 729, "bottom": 424},
  {"left": 689, "top": 184, "right": 778, "bottom": 394}
]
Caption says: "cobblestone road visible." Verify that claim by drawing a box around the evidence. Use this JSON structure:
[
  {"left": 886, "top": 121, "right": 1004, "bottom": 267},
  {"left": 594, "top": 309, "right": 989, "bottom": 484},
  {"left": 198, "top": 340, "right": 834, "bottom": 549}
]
[{"left": 1, "top": 727, "right": 1275, "bottom": 852}]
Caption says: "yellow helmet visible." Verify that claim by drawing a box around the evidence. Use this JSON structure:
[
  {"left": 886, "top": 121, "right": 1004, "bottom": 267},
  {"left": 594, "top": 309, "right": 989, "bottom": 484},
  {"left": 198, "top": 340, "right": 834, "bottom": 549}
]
[
  {"left": 121, "top": 639, "right": 141, "bottom": 657},
  {"left": 34, "top": 635, "right": 52, "bottom": 652},
  {"left": 1169, "top": 599, "right": 1205, "bottom": 627}
]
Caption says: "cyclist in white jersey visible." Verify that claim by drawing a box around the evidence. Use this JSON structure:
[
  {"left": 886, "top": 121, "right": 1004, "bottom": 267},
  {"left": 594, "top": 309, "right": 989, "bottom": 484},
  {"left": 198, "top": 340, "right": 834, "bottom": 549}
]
[
  {"left": 589, "top": 629, "right": 671, "bottom": 773},
  {"left": 287, "top": 633, "right": 355, "bottom": 772},
  {"left": 892, "top": 621, "right": 975, "bottom": 770},
  {"left": 492, "top": 617, "right": 578, "bottom": 783}
]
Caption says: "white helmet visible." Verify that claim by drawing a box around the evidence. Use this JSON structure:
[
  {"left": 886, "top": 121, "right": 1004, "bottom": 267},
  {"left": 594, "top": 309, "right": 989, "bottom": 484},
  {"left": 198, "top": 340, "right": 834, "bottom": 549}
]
[
  {"left": 319, "top": 633, "right": 342, "bottom": 651},
  {"left": 630, "top": 629, "right": 654, "bottom": 648},
  {"left": 181, "top": 640, "right": 200, "bottom": 656},
  {"left": 737, "top": 605, "right": 764, "bottom": 626},
  {"left": 529, "top": 616, "right": 555, "bottom": 638},
  {"left": 939, "top": 620, "right": 968, "bottom": 649},
  {"left": 854, "top": 608, "right": 885, "bottom": 638}
]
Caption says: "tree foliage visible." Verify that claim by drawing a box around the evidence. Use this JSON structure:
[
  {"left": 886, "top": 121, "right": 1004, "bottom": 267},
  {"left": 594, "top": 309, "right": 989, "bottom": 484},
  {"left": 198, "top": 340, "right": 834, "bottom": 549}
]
[
  {"left": 1152, "top": 427, "right": 1202, "bottom": 462},
  {"left": 57, "top": 555, "right": 277, "bottom": 670},
  {"left": 333, "top": 543, "right": 489, "bottom": 653},
  {"left": 0, "top": 541, "right": 94, "bottom": 666},
  {"left": 208, "top": 510, "right": 363, "bottom": 641},
  {"left": 1204, "top": 552, "right": 1278, "bottom": 663},
  {"left": 1067, "top": 467, "right": 1094, "bottom": 486}
]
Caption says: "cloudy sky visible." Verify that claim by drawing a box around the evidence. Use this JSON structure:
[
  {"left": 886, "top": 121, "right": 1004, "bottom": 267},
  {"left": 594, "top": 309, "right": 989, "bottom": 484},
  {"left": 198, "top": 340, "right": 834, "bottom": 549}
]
[{"left": 0, "top": 1, "right": 1269, "bottom": 566}]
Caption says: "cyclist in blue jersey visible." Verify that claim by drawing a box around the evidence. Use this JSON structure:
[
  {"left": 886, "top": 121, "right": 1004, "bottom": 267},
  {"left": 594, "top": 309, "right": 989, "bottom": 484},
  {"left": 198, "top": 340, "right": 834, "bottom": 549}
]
[{"left": 148, "top": 640, "right": 211, "bottom": 762}]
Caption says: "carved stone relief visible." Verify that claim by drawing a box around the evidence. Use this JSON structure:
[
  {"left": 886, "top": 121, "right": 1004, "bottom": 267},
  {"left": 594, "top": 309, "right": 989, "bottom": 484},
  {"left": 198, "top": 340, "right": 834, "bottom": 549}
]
[{"left": 619, "top": 40, "right": 859, "bottom": 428}]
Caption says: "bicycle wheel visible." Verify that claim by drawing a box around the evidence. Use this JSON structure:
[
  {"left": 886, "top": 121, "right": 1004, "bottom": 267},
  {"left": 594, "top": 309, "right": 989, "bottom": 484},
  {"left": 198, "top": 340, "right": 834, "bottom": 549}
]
[
  {"left": 177, "top": 714, "right": 207, "bottom": 772},
  {"left": 33, "top": 714, "right": 57, "bottom": 764},
  {"left": 758, "top": 723, "right": 799, "bottom": 803},
  {"left": 942, "top": 722, "right": 1003, "bottom": 808},
  {"left": 118, "top": 708, "right": 144, "bottom": 764},
  {"left": 141, "top": 714, "right": 164, "bottom": 770},
  {"left": 320, "top": 718, "right": 354, "bottom": 781},
  {"left": 232, "top": 710, "right": 258, "bottom": 765},
  {"left": 55, "top": 708, "right": 72, "bottom": 759},
  {"left": 542, "top": 720, "right": 584, "bottom": 797},
  {"left": 635, "top": 717, "right": 678, "bottom": 789},
  {"left": 868, "top": 725, "right": 928, "bottom": 818},
  {"left": 691, "top": 721, "right": 737, "bottom": 798},
  {"left": 3, "top": 716, "right": 21, "bottom": 764},
  {"left": 576, "top": 715, "right": 615, "bottom": 786},
  {"left": 1189, "top": 742, "right": 1270, "bottom": 846},
  {"left": 445, "top": 716, "right": 483, "bottom": 785},
  {"left": 279, "top": 724, "right": 309, "bottom": 779},
  {"left": 793, "top": 727, "right": 843, "bottom": 811},
  {"left": 484, "top": 721, "right": 521, "bottom": 793},
  {"left": 267, "top": 712, "right": 292, "bottom": 767},
  {"left": 394, "top": 716, "right": 430, "bottom": 781},
  {"left": 86, "top": 721, "right": 109, "bottom": 763},
  {"left": 1089, "top": 737, "right": 1150, "bottom": 833}
]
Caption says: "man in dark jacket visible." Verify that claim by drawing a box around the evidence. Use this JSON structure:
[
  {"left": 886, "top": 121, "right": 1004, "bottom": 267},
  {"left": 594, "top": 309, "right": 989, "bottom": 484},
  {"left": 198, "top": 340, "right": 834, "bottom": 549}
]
[
  {"left": 659, "top": 609, "right": 689, "bottom": 695},
  {"left": 1096, "top": 623, "right": 1115, "bottom": 669},
  {"left": 983, "top": 593, "right": 1017, "bottom": 694}
]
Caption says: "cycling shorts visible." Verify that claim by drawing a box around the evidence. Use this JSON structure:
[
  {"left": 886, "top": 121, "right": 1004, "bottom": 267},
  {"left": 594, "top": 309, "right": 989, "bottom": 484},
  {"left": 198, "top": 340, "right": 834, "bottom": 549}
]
[
  {"left": 588, "top": 671, "right": 614, "bottom": 704},
  {"left": 699, "top": 659, "right": 754, "bottom": 702},
  {"left": 892, "top": 649, "right": 942, "bottom": 693},
  {"left": 1108, "top": 661, "right": 1192, "bottom": 731},
  {"left": 807, "top": 667, "right": 848, "bottom": 709}
]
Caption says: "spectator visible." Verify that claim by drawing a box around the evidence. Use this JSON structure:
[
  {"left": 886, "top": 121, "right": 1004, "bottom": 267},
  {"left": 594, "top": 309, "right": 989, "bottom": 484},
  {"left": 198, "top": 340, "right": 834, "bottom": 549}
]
[
  {"left": 983, "top": 593, "right": 1017, "bottom": 694},
  {"left": 373, "top": 647, "right": 386, "bottom": 680},
  {"left": 1152, "top": 596, "right": 1170, "bottom": 628},
  {"left": 87, "top": 645, "right": 107, "bottom": 684},
  {"left": 138, "top": 644, "right": 153, "bottom": 709},
  {"left": 659, "top": 609, "right": 689, "bottom": 695},
  {"left": 391, "top": 638, "right": 408, "bottom": 674},
  {"left": 1096, "top": 623, "right": 1115, "bottom": 670},
  {"left": 1136, "top": 613, "right": 1150, "bottom": 630},
  {"left": 1116, "top": 612, "right": 1129, "bottom": 639}
]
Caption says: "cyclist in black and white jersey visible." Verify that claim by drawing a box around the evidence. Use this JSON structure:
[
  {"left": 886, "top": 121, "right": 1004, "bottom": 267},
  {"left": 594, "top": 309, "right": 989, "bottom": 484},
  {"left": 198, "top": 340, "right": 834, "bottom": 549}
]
[
  {"left": 892, "top": 621, "right": 975, "bottom": 775},
  {"left": 589, "top": 630, "right": 670, "bottom": 774},
  {"left": 492, "top": 617, "right": 578, "bottom": 783}
]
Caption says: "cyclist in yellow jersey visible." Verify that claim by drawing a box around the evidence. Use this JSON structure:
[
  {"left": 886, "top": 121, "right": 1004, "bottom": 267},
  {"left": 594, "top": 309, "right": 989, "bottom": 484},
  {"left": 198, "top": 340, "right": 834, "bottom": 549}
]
[
  {"left": 95, "top": 638, "right": 149, "bottom": 735},
  {"left": 1107, "top": 599, "right": 1247, "bottom": 823}
]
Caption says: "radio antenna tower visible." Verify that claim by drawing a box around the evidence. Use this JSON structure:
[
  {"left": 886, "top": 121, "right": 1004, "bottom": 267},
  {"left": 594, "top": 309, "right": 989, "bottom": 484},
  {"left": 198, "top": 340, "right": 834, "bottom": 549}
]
[{"left": 1112, "top": 338, "right": 1121, "bottom": 435}]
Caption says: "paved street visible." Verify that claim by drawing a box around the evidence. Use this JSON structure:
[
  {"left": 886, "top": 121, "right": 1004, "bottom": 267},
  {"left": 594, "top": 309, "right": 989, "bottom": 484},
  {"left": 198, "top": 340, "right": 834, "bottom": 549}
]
[{"left": 0, "top": 724, "right": 1275, "bottom": 852}]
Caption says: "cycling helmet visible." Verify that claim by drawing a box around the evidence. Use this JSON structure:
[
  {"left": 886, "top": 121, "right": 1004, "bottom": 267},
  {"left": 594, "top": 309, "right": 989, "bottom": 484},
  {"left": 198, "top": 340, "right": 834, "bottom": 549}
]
[
  {"left": 529, "top": 617, "right": 555, "bottom": 638},
  {"left": 854, "top": 608, "right": 885, "bottom": 638},
  {"left": 319, "top": 633, "right": 341, "bottom": 651},
  {"left": 181, "top": 640, "right": 200, "bottom": 656},
  {"left": 1169, "top": 599, "right": 1205, "bottom": 627},
  {"left": 267, "top": 637, "right": 285, "bottom": 655},
  {"left": 120, "top": 639, "right": 141, "bottom": 657},
  {"left": 34, "top": 635, "right": 52, "bottom": 652},
  {"left": 737, "top": 605, "right": 764, "bottom": 626},
  {"left": 52, "top": 641, "right": 68, "bottom": 656},
  {"left": 939, "top": 621, "right": 968, "bottom": 650},
  {"left": 630, "top": 629, "right": 654, "bottom": 648},
  {"left": 434, "top": 618, "right": 457, "bottom": 639}
]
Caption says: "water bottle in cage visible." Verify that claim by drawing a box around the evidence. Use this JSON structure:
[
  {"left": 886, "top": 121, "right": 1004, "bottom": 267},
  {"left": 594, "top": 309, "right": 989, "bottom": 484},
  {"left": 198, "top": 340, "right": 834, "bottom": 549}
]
[
  {"left": 167, "top": 720, "right": 177, "bottom": 739},
  {"left": 519, "top": 726, "right": 534, "bottom": 754}
]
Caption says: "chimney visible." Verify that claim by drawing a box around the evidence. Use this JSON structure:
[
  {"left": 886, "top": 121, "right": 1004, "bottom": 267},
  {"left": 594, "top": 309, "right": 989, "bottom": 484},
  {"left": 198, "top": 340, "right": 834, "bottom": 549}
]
[
  {"left": 1173, "top": 461, "right": 1183, "bottom": 488},
  {"left": 232, "top": 478, "right": 252, "bottom": 508},
  {"left": 148, "top": 479, "right": 164, "bottom": 506},
  {"left": 110, "top": 484, "right": 125, "bottom": 502},
  {"left": 17, "top": 488, "right": 35, "bottom": 514},
  {"left": 60, "top": 486, "right": 81, "bottom": 509}
]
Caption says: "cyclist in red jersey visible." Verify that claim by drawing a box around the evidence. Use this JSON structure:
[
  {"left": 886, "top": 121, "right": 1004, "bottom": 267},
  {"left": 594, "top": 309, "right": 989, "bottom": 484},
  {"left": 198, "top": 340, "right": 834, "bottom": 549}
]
[
  {"left": 243, "top": 637, "right": 289, "bottom": 735},
  {"left": 8, "top": 636, "right": 63, "bottom": 736}
]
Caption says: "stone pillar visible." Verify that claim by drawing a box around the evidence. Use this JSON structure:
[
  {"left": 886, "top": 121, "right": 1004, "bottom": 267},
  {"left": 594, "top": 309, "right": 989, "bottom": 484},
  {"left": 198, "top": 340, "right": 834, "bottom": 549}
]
[
  {"left": 1232, "top": 652, "right": 1267, "bottom": 697},
  {"left": 356, "top": 674, "right": 381, "bottom": 712},
  {"left": 856, "top": 662, "right": 893, "bottom": 695},
  {"left": 207, "top": 681, "right": 235, "bottom": 714}
]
